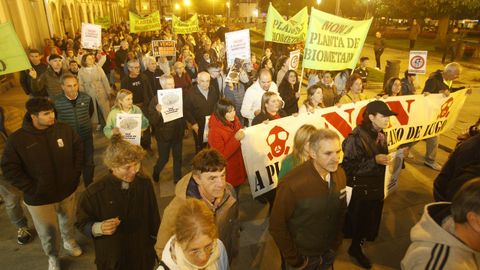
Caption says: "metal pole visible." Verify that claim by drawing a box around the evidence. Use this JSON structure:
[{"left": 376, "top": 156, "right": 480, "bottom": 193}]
[
  {"left": 335, "top": 0, "right": 341, "bottom": 16},
  {"left": 298, "top": 66, "right": 305, "bottom": 93}
]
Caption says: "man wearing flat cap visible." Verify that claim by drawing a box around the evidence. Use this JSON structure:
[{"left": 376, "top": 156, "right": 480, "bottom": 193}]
[
  {"left": 341, "top": 100, "right": 397, "bottom": 269},
  {"left": 30, "top": 54, "right": 66, "bottom": 97}
]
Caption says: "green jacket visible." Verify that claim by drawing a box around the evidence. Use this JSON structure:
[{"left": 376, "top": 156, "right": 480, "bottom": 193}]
[
  {"left": 278, "top": 154, "right": 302, "bottom": 180},
  {"left": 103, "top": 105, "right": 149, "bottom": 138}
]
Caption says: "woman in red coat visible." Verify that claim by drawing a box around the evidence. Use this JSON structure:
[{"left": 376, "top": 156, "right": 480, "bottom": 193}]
[{"left": 208, "top": 98, "right": 246, "bottom": 192}]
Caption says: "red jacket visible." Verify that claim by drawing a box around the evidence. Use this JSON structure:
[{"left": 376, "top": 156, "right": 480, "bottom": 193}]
[{"left": 208, "top": 114, "right": 246, "bottom": 187}]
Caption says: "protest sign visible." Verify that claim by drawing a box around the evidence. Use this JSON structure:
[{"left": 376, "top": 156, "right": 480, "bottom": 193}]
[
  {"left": 95, "top": 16, "right": 111, "bottom": 29},
  {"left": 303, "top": 8, "right": 372, "bottom": 71},
  {"left": 172, "top": 14, "right": 200, "bottom": 34},
  {"left": 289, "top": 50, "right": 301, "bottom": 70},
  {"left": 81, "top": 23, "right": 102, "bottom": 50},
  {"left": 225, "top": 29, "right": 251, "bottom": 68},
  {"left": 384, "top": 149, "right": 404, "bottom": 198},
  {"left": 265, "top": 4, "right": 308, "bottom": 44},
  {"left": 225, "top": 58, "right": 245, "bottom": 84},
  {"left": 241, "top": 90, "right": 468, "bottom": 198},
  {"left": 151, "top": 40, "right": 176, "bottom": 57},
  {"left": 157, "top": 88, "right": 183, "bottom": 123},
  {"left": 116, "top": 113, "right": 142, "bottom": 145},
  {"left": 129, "top": 11, "right": 161, "bottom": 33},
  {"left": 408, "top": 51, "right": 428, "bottom": 74},
  {"left": 0, "top": 22, "right": 31, "bottom": 76}
]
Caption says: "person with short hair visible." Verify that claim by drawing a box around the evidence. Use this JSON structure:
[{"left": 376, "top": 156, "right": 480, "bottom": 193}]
[
  {"left": 270, "top": 128, "right": 347, "bottom": 270},
  {"left": 354, "top": 57, "right": 369, "bottom": 86},
  {"left": 373, "top": 32, "right": 385, "bottom": 69},
  {"left": 1, "top": 97, "right": 84, "bottom": 270},
  {"left": 68, "top": 60, "right": 80, "bottom": 76},
  {"left": 402, "top": 178, "right": 480, "bottom": 269},
  {"left": 299, "top": 84, "right": 325, "bottom": 114},
  {"left": 20, "top": 49, "right": 48, "bottom": 96},
  {"left": 207, "top": 62, "right": 225, "bottom": 97},
  {"left": 408, "top": 19, "right": 421, "bottom": 50},
  {"left": 401, "top": 70, "right": 416, "bottom": 95},
  {"left": 29, "top": 54, "right": 66, "bottom": 97},
  {"left": 158, "top": 198, "right": 229, "bottom": 270},
  {"left": 143, "top": 56, "right": 164, "bottom": 96},
  {"left": 173, "top": 61, "right": 193, "bottom": 92},
  {"left": 76, "top": 134, "right": 160, "bottom": 270},
  {"left": 320, "top": 71, "right": 338, "bottom": 107},
  {"left": 155, "top": 149, "right": 239, "bottom": 263}
]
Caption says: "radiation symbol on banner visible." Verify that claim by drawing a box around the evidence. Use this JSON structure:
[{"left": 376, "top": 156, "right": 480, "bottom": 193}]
[
  {"left": 290, "top": 55, "right": 299, "bottom": 70},
  {"left": 410, "top": 55, "right": 425, "bottom": 70}
]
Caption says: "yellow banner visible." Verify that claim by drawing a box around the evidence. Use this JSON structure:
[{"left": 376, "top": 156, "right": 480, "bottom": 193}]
[
  {"left": 172, "top": 14, "right": 200, "bottom": 34},
  {"left": 129, "top": 11, "right": 161, "bottom": 33}
]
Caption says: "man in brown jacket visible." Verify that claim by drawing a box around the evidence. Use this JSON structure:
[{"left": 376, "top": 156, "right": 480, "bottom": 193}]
[
  {"left": 155, "top": 148, "right": 239, "bottom": 262},
  {"left": 270, "top": 128, "right": 347, "bottom": 270}
]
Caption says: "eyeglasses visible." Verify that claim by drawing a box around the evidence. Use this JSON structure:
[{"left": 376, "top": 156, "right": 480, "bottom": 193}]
[
  {"left": 129, "top": 66, "right": 141, "bottom": 70},
  {"left": 186, "top": 241, "right": 216, "bottom": 258}
]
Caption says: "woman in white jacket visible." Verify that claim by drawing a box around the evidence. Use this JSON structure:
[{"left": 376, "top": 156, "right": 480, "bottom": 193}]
[
  {"left": 157, "top": 198, "right": 229, "bottom": 270},
  {"left": 78, "top": 53, "right": 112, "bottom": 129}
]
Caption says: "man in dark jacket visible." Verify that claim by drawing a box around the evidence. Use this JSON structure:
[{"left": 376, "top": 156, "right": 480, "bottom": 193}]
[
  {"left": 29, "top": 54, "right": 65, "bottom": 98},
  {"left": 270, "top": 129, "right": 347, "bottom": 270},
  {"left": 115, "top": 40, "right": 129, "bottom": 80},
  {"left": 1, "top": 97, "right": 84, "bottom": 269},
  {"left": 20, "top": 49, "right": 47, "bottom": 96},
  {"left": 148, "top": 74, "right": 185, "bottom": 183},
  {"left": 143, "top": 56, "right": 164, "bottom": 97},
  {"left": 422, "top": 62, "right": 465, "bottom": 171},
  {"left": 400, "top": 70, "right": 416, "bottom": 95},
  {"left": 53, "top": 74, "right": 95, "bottom": 186},
  {"left": 184, "top": 71, "right": 220, "bottom": 152}
]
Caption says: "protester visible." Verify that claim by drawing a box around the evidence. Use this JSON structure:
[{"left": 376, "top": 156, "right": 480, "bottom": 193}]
[
  {"left": 20, "top": 49, "right": 47, "bottom": 96},
  {"left": 261, "top": 47, "right": 276, "bottom": 69},
  {"left": 307, "top": 70, "right": 322, "bottom": 88},
  {"left": 252, "top": 92, "right": 287, "bottom": 126},
  {"left": 442, "top": 27, "right": 461, "bottom": 64},
  {"left": 184, "top": 56, "right": 199, "bottom": 84},
  {"left": 402, "top": 178, "right": 480, "bottom": 269},
  {"left": 334, "top": 69, "right": 351, "bottom": 96},
  {"left": 400, "top": 70, "right": 416, "bottom": 95},
  {"left": 408, "top": 19, "right": 421, "bottom": 50},
  {"left": 53, "top": 74, "right": 95, "bottom": 187},
  {"left": 278, "top": 70, "right": 300, "bottom": 115},
  {"left": 147, "top": 74, "right": 185, "bottom": 183},
  {"left": 158, "top": 198, "right": 229, "bottom": 270},
  {"left": 298, "top": 84, "right": 325, "bottom": 114},
  {"left": 379, "top": 77, "right": 402, "bottom": 97},
  {"left": 342, "top": 100, "right": 397, "bottom": 269},
  {"left": 241, "top": 69, "right": 281, "bottom": 126},
  {"left": 158, "top": 56, "right": 171, "bottom": 75},
  {"left": 338, "top": 74, "right": 367, "bottom": 104},
  {"left": 103, "top": 89, "right": 149, "bottom": 139},
  {"left": 115, "top": 40, "right": 129, "bottom": 80},
  {"left": 260, "top": 58, "right": 275, "bottom": 78},
  {"left": 224, "top": 73, "right": 247, "bottom": 126},
  {"left": 373, "top": 32, "right": 385, "bottom": 70},
  {"left": 278, "top": 124, "right": 317, "bottom": 179},
  {"left": 320, "top": 71, "right": 338, "bottom": 107},
  {"left": 354, "top": 57, "right": 369, "bottom": 86},
  {"left": 208, "top": 98, "right": 246, "bottom": 192},
  {"left": 155, "top": 149, "right": 239, "bottom": 262},
  {"left": 76, "top": 134, "right": 160, "bottom": 270},
  {"left": 207, "top": 62, "right": 225, "bottom": 97},
  {"left": 275, "top": 55, "right": 289, "bottom": 86},
  {"left": 143, "top": 56, "right": 164, "bottom": 96},
  {"left": 270, "top": 128, "right": 347, "bottom": 270},
  {"left": 30, "top": 54, "right": 65, "bottom": 97},
  {"left": 68, "top": 60, "right": 80, "bottom": 76},
  {"left": 1, "top": 97, "right": 83, "bottom": 270},
  {"left": 78, "top": 53, "right": 112, "bottom": 130},
  {"left": 184, "top": 71, "right": 220, "bottom": 152},
  {"left": 173, "top": 61, "right": 193, "bottom": 92},
  {"left": 198, "top": 50, "right": 212, "bottom": 72}
]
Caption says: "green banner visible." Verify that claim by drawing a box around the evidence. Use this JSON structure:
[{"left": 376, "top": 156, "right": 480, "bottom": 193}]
[
  {"left": 129, "top": 11, "right": 161, "bottom": 33},
  {"left": 302, "top": 8, "right": 372, "bottom": 71},
  {"left": 172, "top": 14, "right": 200, "bottom": 34},
  {"left": 95, "top": 16, "right": 111, "bottom": 29},
  {"left": 264, "top": 4, "right": 308, "bottom": 44},
  {"left": 0, "top": 22, "right": 31, "bottom": 76}
]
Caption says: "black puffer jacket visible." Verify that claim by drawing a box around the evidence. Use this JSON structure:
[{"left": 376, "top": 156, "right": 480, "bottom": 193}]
[{"left": 1, "top": 115, "right": 83, "bottom": 205}]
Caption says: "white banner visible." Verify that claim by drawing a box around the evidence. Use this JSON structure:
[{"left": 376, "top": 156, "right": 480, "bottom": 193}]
[
  {"left": 157, "top": 88, "right": 183, "bottom": 123},
  {"left": 81, "top": 23, "right": 102, "bottom": 50},
  {"left": 289, "top": 50, "right": 300, "bottom": 70},
  {"left": 241, "top": 91, "right": 468, "bottom": 198},
  {"left": 225, "top": 29, "right": 251, "bottom": 68},
  {"left": 408, "top": 50, "right": 428, "bottom": 74},
  {"left": 116, "top": 113, "right": 142, "bottom": 145},
  {"left": 384, "top": 149, "right": 404, "bottom": 198}
]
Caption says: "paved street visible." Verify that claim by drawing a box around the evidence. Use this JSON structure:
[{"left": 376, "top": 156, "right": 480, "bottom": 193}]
[{"left": 0, "top": 44, "right": 478, "bottom": 270}]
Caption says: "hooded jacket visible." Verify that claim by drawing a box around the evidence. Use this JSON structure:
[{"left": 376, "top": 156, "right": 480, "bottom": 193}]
[
  {"left": 401, "top": 202, "right": 480, "bottom": 270},
  {"left": 1, "top": 115, "right": 83, "bottom": 205},
  {"left": 155, "top": 173, "right": 238, "bottom": 261},
  {"left": 423, "top": 70, "right": 465, "bottom": 94},
  {"left": 30, "top": 66, "right": 65, "bottom": 97}
]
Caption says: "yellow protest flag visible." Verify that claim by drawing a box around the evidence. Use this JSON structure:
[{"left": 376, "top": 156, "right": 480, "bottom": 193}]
[
  {"left": 264, "top": 3, "right": 308, "bottom": 44},
  {"left": 129, "top": 11, "right": 161, "bottom": 33},
  {"left": 0, "top": 21, "right": 31, "bottom": 76},
  {"left": 95, "top": 16, "right": 111, "bottom": 29},
  {"left": 172, "top": 14, "right": 200, "bottom": 34}
]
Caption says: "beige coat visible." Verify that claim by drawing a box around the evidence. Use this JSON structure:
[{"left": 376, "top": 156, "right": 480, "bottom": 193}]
[{"left": 78, "top": 65, "right": 111, "bottom": 124}]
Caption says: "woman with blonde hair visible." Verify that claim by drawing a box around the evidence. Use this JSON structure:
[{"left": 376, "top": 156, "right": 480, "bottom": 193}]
[
  {"left": 251, "top": 92, "right": 287, "bottom": 126},
  {"left": 103, "top": 89, "right": 149, "bottom": 139},
  {"left": 298, "top": 84, "right": 325, "bottom": 114},
  {"left": 76, "top": 134, "right": 160, "bottom": 270},
  {"left": 278, "top": 124, "right": 318, "bottom": 179},
  {"left": 158, "top": 198, "right": 229, "bottom": 270}
]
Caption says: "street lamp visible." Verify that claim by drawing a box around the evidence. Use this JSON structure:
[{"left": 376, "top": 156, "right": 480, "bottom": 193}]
[
  {"left": 183, "top": 0, "right": 190, "bottom": 20},
  {"left": 174, "top": 3, "right": 180, "bottom": 13}
]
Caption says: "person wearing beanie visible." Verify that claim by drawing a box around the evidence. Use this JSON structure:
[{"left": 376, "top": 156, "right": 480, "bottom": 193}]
[{"left": 29, "top": 54, "right": 66, "bottom": 97}]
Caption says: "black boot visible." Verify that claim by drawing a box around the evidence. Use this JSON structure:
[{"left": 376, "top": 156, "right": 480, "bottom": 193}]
[{"left": 348, "top": 243, "right": 372, "bottom": 269}]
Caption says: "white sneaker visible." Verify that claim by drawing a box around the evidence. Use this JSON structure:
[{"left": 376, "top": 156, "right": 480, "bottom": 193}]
[
  {"left": 48, "top": 256, "right": 61, "bottom": 270},
  {"left": 63, "top": 241, "right": 82, "bottom": 257},
  {"left": 424, "top": 161, "right": 442, "bottom": 171}
]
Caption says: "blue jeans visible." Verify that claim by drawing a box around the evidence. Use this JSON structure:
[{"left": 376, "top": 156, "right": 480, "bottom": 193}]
[{"left": 153, "top": 137, "right": 183, "bottom": 183}]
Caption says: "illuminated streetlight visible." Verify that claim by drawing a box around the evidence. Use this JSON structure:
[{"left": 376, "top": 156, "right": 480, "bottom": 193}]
[
  {"left": 252, "top": 9, "right": 258, "bottom": 17},
  {"left": 184, "top": 0, "right": 191, "bottom": 6},
  {"left": 316, "top": 0, "right": 322, "bottom": 5},
  {"left": 174, "top": 3, "right": 180, "bottom": 10},
  {"left": 212, "top": 0, "right": 215, "bottom": 16}
]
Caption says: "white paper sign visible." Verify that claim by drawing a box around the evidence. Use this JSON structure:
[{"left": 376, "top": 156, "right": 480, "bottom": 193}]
[
  {"left": 81, "top": 23, "right": 102, "bottom": 50},
  {"left": 157, "top": 88, "right": 183, "bottom": 123},
  {"left": 289, "top": 50, "right": 301, "bottom": 70},
  {"left": 384, "top": 149, "right": 405, "bottom": 198},
  {"left": 116, "top": 113, "right": 142, "bottom": 145},
  {"left": 225, "top": 29, "right": 251, "bottom": 68},
  {"left": 203, "top": 115, "right": 211, "bottom": 143},
  {"left": 408, "top": 50, "right": 428, "bottom": 74}
]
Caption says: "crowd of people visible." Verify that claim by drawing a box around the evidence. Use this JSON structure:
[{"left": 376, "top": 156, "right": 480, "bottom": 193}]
[{"left": 0, "top": 18, "right": 478, "bottom": 270}]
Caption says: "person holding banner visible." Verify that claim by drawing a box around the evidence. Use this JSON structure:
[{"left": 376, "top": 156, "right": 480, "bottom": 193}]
[
  {"left": 252, "top": 92, "right": 287, "bottom": 126},
  {"left": 342, "top": 100, "right": 397, "bottom": 269},
  {"left": 278, "top": 70, "right": 300, "bottom": 115},
  {"left": 338, "top": 74, "right": 368, "bottom": 104},
  {"left": 320, "top": 71, "right": 339, "bottom": 107},
  {"left": 379, "top": 77, "right": 402, "bottom": 98},
  {"left": 299, "top": 84, "right": 325, "bottom": 114},
  {"left": 208, "top": 98, "right": 246, "bottom": 193},
  {"left": 103, "top": 89, "right": 149, "bottom": 139}
]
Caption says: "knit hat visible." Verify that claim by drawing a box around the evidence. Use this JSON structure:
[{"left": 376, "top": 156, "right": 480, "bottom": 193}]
[{"left": 48, "top": 54, "right": 63, "bottom": 62}]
